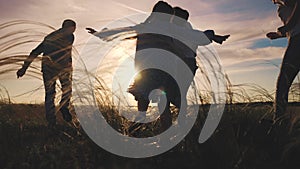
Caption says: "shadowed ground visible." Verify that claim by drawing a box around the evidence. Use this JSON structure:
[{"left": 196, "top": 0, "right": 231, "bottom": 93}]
[{"left": 0, "top": 103, "right": 300, "bottom": 169}]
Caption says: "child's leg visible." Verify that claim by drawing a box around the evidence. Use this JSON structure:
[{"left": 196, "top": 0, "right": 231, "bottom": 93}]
[{"left": 159, "top": 97, "right": 172, "bottom": 131}]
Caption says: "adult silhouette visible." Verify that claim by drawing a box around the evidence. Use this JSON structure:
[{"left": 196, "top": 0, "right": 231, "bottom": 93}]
[
  {"left": 267, "top": 0, "right": 300, "bottom": 121},
  {"left": 17, "top": 19, "right": 76, "bottom": 128},
  {"left": 86, "top": 1, "right": 229, "bottom": 130}
]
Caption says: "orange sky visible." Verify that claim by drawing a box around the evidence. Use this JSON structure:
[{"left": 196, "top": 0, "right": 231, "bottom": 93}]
[{"left": 0, "top": 0, "right": 293, "bottom": 103}]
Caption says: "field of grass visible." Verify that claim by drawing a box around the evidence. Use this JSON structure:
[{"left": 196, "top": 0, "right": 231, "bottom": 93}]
[
  {"left": 1, "top": 20, "right": 300, "bottom": 169},
  {"left": 1, "top": 102, "right": 300, "bottom": 169}
]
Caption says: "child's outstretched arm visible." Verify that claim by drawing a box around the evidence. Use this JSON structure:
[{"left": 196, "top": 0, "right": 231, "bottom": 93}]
[
  {"left": 203, "top": 30, "right": 230, "bottom": 44},
  {"left": 212, "top": 35, "right": 230, "bottom": 44},
  {"left": 86, "top": 27, "right": 136, "bottom": 41}
]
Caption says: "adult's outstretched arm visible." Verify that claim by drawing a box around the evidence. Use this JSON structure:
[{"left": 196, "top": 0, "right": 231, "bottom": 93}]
[
  {"left": 278, "top": 0, "right": 300, "bottom": 34},
  {"left": 17, "top": 41, "right": 44, "bottom": 78},
  {"left": 86, "top": 26, "right": 136, "bottom": 41}
]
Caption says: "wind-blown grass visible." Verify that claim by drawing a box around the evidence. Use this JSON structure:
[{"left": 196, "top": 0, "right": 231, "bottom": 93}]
[{"left": 0, "top": 20, "right": 300, "bottom": 169}]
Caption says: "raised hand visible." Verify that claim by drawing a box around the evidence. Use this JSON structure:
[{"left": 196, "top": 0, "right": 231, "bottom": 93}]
[
  {"left": 16, "top": 67, "right": 26, "bottom": 78},
  {"left": 266, "top": 32, "right": 283, "bottom": 40},
  {"left": 213, "top": 35, "right": 230, "bottom": 44},
  {"left": 86, "top": 27, "right": 97, "bottom": 34}
]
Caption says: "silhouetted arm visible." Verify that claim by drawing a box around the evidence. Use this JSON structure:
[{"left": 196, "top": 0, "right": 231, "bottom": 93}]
[
  {"left": 24, "top": 42, "right": 44, "bottom": 69},
  {"left": 278, "top": 0, "right": 300, "bottom": 35},
  {"left": 17, "top": 41, "right": 44, "bottom": 78},
  {"left": 212, "top": 34, "right": 230, "bottom": 44},
  {"left": 86, "top": 26, "right": 137, "bottom": 41},
  {"left": 62, "top": 35, "right": 74, "bottom": 67},
  {"left": 266, "top": 31, "right": 286, "bottom": 40},
  {"left": 86, "top": 27, "right": 97, "bottom": 34},
  {"left": 184, "top": 21, "right": 229, "bottom": 45},
  {"left": 203, "top": 30, "right": 215, "bottom": 42},
  {"left": 203, "top": 30, "right": 230, "bottom": 44}
]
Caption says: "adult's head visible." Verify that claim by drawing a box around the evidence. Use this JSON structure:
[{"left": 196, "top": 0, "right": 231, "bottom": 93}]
[{"left": 62, "top": 19, "right": 76, "bottom": 35}]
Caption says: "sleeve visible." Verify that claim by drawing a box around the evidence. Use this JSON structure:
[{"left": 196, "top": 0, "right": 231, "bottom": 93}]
[
  {"left": 67, "top": 35, "right": 74, "bottom": 63},
  {"left": 203, "top": 30, "right": 215, "bottom": 42},
  {"left": 93, "top": 26, "right": 137, "bottom": 41},
  {"left": 184, "top": 29, "right": 212, "bottom": 46},
  {"left": 23, "top": 41, "right": 44, "bottom": 69},
  {"left": 171, "top": 22, "right": 212, "bottom": 46},
  {"left": 279, "top": 1, "right": 300, "bottom": 33},
  {"left": 142, "top": 13, "right": 155, "bottom": 24},
  {"left": 63, "top": 35, "right": 74, "bottom": 65}
]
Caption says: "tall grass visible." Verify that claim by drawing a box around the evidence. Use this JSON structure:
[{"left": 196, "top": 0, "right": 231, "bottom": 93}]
[
  {"left": 1, "top": 19, "right": 300, "bottom": 169},
  {"left": 1, "top": 19, "right": 300, "bottom": 129}
]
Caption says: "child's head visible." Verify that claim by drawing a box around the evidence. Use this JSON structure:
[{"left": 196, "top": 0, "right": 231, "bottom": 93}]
[
  {"left": 173, "top": 7, "right": 189, "bottom": 21},
  {"left": 152, "top": 1, "right": 173, "bottom": 15}
]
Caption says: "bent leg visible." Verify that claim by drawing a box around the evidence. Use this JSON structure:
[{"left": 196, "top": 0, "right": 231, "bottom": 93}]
[
  {"left": 275, "top": 65, "right": 299, "bottom": 118},
  {"left": 58, "top": 70, "right": 73, "bottom": 122},
  {"left": 275, "top": 36, "right": 300, "bottom": 119},
  {"left": 137, "top": 98, "right": 150, "bottom": 112},
  {"left": 159, "top": 97, "right": 172, "bottom": 131},
  {"left": 59, "top": 71, "right": 72, "bottom": 109},
  {"left": 43, "top": 72, "right": 57, "bottom": 126}
]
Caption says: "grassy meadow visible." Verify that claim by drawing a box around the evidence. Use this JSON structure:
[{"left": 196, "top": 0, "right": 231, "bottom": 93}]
[
  {"left": 1, "top": 20, "right": 300, "bottom": 169},
  {"left": 0, "top": 102, "right": 300, "bottom": 169}
]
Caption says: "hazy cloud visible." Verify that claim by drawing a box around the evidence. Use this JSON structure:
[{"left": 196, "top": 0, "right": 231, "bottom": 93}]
[{"left": 0, "top": 0, "right": 290, "bottom": 102}]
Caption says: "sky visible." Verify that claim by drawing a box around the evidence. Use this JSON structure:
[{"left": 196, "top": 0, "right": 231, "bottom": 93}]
[{"left": 0, "top": 0, "right": 292, "bottom": 103}]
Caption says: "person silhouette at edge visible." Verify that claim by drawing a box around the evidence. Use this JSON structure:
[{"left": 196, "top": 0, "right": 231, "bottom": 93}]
[{"left": 267, "top": 0, "right": 300, "bottom": 123}]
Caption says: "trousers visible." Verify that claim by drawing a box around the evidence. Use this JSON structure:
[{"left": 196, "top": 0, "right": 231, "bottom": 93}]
[
  {"left": 42, "top": 61, "right": 72, "bottom": 124},
  {"left": 275, "top": 34, "right": 300, "bottom": 118}
]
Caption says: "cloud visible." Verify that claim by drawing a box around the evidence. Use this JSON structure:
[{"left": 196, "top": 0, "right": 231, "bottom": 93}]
[
  {"left": 0, "top": 0, "right": 292, "bottom": 102},
  {"left": 182, "top": 0, "right": 286, "bottom": 84},
  {"left": 0, "top": 0, "right": 282, "bottom": 46},
  {"left": 218, "top": 46, "right": 285, "bottom": 66},
  {"left": 250, "top": 38, "right": 288, "bottom": 49}
]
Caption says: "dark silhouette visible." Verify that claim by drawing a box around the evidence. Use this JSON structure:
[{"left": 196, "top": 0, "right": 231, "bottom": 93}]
[
  {"left": 267, "top": 0, "right": 300, "bottom": 121},
  {"left": 159, "top": 6, "right": 230, "bottom": 130},
  {"left": 128, "top": 1, "right": 175, "bottom": 124},
  {"left": 86, "top": 1, "right": 176, "bottom": 123},
  {"left": 17, "top": 19, "right": 76, "bottom": 128},
  {"left": 86, "top": 1, "right": 229, "bottom": 130}
]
